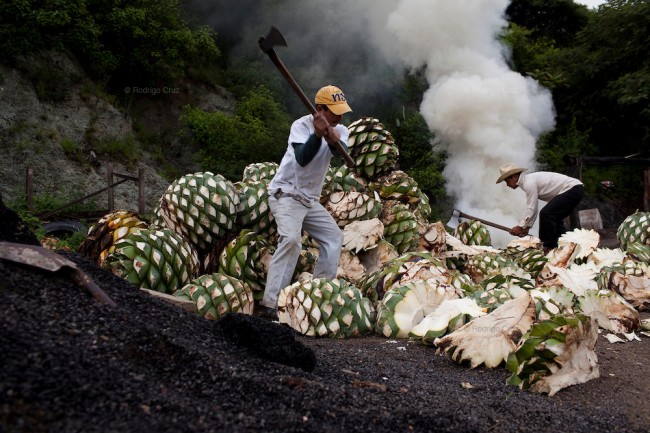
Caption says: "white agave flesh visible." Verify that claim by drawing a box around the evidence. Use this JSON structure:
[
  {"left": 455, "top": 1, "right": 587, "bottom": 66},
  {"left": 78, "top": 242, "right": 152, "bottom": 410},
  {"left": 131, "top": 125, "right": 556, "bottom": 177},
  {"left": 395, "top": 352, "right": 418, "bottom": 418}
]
[
  {"left": 588, "top": 247, "right": 626, "bottom": 267},
  {"left": 546, "top": 265, "right": 598, "bottom": 296},
  {"left": 357, "top": 240, "right": 399, "bottom": 275},
  {"left": 342, "top": 219, "right": 384, "bottom": 253},
  {"left": 391, "top": 280, "right": 457, "bottom": 338},
  {"left": 546, "top": 243, "right": 579, "bottom": 267},
  {"left": 336, "top": 250, "right": 366, "bottom": 285},
  {"left": 528, "top": 317, "right": 599, "bottom": 396},
  {"left": 422, "top": 221, "right": 447, "bottom": 248},
  {"left": 569, "top": 256, "right": 602, "bottom": 278},
  {"left": 445, "top": 235, "right": 500, "bottom": 256},
  {"left": 567, "top": 262, "right": 600, "bottom": 280},
  {"left": 578, "top": 289, "right": 640, "bottom": 334},
  {"left": 506, "top": 235, "right": 542, "bottom": 250},
  {"left": 410, "top": 298, "right": 486, "bottom": 339},
  {"left": 640, "top": 318, "right": 650, "bottom": 331},
  {"left": 607, "top": 272, "right": 650, "bottom": 311},
  {"left": 395, "top": 260, "right": 452, "bottom": 289},
  {"left": 435, "top": 292, "right": 536, "bottom": 368},
  {"left": 559, "top": 229, "right": 600, "bottom": 260}
]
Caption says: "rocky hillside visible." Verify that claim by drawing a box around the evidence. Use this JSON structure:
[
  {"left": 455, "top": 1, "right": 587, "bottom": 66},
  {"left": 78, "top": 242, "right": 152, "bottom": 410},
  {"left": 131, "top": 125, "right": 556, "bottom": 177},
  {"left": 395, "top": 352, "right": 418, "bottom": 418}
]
[{"left": 0, "top": 51, "right": 235, "bottom": 218}]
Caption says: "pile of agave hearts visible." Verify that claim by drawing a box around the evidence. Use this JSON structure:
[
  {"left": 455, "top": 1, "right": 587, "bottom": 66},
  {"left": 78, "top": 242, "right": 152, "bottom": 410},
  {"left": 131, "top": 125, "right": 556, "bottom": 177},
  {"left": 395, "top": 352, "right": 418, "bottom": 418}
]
[
  {"left": 80, "top": 188, "right": 650, "bottom": 397},
  {"left": 76, "top": 115, "right": 650, "bottom": 396}
]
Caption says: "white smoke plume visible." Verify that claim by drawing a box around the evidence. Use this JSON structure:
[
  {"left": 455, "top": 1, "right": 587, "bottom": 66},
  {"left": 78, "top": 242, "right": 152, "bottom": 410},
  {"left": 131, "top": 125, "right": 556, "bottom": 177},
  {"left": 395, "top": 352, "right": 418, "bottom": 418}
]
[{"left": 383, "top": 0, "right": 556, "bottom": 246}]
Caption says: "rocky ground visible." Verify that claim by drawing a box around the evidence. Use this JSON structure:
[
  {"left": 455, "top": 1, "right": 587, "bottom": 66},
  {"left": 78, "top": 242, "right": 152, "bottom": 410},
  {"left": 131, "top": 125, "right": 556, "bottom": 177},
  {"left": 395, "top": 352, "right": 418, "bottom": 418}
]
[
  {"left": 1, "top": 215, "right": 649, "bottom": 433},
  {"left": 0, "top": 51, "right": 235, "bottom": 216}
]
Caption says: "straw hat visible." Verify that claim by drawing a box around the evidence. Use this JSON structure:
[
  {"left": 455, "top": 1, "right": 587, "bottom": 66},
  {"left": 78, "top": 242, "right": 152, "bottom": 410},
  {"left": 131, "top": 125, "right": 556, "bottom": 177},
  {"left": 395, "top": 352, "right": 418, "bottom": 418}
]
[{"left": 496, "top": 163, "right": 527, "bottom": 183}]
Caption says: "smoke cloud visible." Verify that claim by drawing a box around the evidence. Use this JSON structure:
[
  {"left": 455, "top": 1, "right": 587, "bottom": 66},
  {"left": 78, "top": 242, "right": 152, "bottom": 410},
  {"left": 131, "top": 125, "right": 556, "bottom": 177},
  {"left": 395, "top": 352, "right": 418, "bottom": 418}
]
[
  {"left": 185, "top": 0, "right": 403, "bottom": 116},
  {"left": 188, "top": 0, "right": 556, "bottom": 246},
  {"left": 384, "top": 0, "right": 556, "bottom": 246}
]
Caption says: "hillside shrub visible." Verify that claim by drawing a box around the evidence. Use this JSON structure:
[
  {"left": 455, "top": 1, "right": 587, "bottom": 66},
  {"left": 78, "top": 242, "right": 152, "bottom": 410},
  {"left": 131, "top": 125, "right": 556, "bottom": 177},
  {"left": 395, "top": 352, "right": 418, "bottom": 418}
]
[
  {"left": 0, "top": 0, "right": 220, "bottom": 93},
  {"left": 180, "top": 86, "right": 290, "bottom": 181}
]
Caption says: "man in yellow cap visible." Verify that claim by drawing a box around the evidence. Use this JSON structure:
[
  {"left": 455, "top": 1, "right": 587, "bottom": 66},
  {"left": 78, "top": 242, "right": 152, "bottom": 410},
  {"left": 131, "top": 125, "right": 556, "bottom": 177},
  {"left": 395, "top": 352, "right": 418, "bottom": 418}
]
[
  {"left": 497, "top": 163, "right": 585, "bottom": 254},
  {"left": 256, "top": 85, "right": 352, "bottom": 320}
]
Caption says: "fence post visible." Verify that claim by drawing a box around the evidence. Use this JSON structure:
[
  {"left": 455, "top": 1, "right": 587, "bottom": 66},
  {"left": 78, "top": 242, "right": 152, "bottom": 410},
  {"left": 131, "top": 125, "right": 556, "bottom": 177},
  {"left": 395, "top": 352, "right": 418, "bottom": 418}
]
[
  {"left": 643, "top": 168, "right": 650, "bottom": 212},
  {"left": 138, "top": 168, "right": 145, "bottom": 214},
  {"left": 26, "top": 167, "right": 33, "bottom": 212},
  {"left": 107, "top": 163, "right": 114, "bottom": 212}
]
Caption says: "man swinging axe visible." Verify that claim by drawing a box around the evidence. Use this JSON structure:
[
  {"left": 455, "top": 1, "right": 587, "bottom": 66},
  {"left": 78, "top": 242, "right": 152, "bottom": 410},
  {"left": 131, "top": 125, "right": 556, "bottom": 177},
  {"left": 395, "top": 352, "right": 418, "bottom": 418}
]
[{"left": 497, "top": 163, "right": 585, "bottom": 255}]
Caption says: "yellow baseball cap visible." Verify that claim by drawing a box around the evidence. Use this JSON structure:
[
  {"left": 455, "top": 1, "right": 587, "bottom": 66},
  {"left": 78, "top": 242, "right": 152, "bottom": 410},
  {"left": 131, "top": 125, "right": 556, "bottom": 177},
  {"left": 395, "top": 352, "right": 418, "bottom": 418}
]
[{"left": 314, "top": 85, "right": 352, "bottom": 115}]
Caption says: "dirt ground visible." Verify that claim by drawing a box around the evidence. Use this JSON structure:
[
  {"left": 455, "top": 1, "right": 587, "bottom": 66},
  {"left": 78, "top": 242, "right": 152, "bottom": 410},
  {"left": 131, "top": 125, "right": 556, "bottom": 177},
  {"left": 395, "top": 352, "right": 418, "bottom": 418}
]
[{"left": 1, "top": 247, "right": 648, "bottom": 433}]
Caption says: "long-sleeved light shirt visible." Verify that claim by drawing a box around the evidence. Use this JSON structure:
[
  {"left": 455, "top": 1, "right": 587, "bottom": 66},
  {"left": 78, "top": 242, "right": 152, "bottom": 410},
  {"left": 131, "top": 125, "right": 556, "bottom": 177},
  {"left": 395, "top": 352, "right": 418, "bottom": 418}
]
[
  {"left": 516, "top": 171, "right": 583, "bottom": 228},
  {"left": 268, "top": 114, "right": 349, "bottom": 205}
]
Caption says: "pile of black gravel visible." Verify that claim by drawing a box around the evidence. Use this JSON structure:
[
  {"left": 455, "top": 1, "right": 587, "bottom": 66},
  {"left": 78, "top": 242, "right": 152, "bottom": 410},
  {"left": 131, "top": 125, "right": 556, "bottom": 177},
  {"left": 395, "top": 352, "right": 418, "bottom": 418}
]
[
  {"left": 0, "top": 204, "right": 644, "bottom": 433},
  {"left": 0, "top": 247, "right": 641, "bottom": 433}
]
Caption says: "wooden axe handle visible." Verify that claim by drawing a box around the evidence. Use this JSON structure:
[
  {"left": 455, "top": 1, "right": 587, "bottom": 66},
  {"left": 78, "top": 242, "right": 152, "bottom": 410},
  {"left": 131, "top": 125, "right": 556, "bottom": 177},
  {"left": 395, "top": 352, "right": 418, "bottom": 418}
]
[
  {"left": 458, "top": 211, "right": 512, "bottom": 233},
  {"left": 261, "top": 46, "right": 356, "bottom": 168}
]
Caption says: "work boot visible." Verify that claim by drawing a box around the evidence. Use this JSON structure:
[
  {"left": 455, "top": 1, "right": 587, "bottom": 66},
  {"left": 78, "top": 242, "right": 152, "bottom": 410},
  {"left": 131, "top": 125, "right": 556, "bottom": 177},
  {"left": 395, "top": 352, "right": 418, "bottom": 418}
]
[{"left": 254, "top": 305, "right": 278, "bottom": 321}]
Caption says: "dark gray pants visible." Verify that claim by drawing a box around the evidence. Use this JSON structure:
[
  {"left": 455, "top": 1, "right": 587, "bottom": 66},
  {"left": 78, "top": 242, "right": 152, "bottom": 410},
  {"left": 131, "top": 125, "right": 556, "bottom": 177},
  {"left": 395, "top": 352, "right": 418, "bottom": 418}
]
[{"left": 539, "top": 185, "right": 585, "bottom": 249}]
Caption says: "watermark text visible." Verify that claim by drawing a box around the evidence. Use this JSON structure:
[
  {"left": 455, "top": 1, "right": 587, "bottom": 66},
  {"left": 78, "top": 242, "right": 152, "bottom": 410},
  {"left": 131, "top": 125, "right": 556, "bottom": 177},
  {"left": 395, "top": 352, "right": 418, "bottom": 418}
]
[{"left": 124, "top": 86, "right": 180, "bottom": 95}]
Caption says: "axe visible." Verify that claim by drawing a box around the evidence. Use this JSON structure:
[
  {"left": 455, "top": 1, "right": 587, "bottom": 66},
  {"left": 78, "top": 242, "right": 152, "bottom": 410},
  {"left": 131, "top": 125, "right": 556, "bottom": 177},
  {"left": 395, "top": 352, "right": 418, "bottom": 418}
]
[
  {"left": 258, "top": 26, "right": 356, "bottom": 168},
  {"left": 447, "top": 209, "right": 512, "bottom": 233}
]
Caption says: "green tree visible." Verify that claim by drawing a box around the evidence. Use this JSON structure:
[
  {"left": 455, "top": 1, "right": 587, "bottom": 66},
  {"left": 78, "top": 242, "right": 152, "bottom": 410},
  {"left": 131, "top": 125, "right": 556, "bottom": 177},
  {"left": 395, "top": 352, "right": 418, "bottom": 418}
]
[
  {"left": 180, "top": 86, "right": 290, "bottom": 181},
  {"left": 536, "top": 117, "right": 595, "bottom": 171},
  {"left": 84, "top": 0, "right": 219, "bottom": 90},
  {"left": 505, "top": 0, "right": 590, "bottom": 47},
  {"left": 0, "top": 0, "right": 220, "bottom": 93},
  {"left": 550, "top": 0, "right": 650, "bottom": 157},
  {"left": 501, "top": 23, "right": 566, "bottom": 89}
]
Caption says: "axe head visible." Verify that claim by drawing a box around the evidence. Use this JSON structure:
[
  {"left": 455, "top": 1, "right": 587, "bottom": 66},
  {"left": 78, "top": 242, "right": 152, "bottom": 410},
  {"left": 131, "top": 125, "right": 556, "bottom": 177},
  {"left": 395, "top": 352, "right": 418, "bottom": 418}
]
[
  {"left": 446, "top": 209, "right": 461, "bottom": 230},
  {"left": 259, "top": 26, "right": 287, "bottom": 53}
]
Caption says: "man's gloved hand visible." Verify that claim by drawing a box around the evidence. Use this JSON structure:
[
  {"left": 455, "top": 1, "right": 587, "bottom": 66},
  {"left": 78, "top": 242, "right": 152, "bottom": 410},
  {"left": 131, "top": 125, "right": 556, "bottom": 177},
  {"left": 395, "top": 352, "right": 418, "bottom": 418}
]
[{"left": 509, "top": 225, "right": 529, "bottom": 237}]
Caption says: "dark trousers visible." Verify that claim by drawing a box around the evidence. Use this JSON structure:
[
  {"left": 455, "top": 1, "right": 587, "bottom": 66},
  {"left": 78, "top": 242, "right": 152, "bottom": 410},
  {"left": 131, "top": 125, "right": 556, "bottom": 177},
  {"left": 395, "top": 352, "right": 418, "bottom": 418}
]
[{"left": 539, "top": 185, "right": 585, "bottom": 248}]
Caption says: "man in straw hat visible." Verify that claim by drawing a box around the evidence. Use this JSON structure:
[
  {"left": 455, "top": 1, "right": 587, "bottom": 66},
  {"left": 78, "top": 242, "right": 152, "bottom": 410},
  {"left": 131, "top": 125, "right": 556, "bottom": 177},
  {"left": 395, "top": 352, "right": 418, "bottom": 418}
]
[
  {"left": 256, "top": 85, "right": 353, "bottom": 320},
  {"left": 497, "top": 163, "right": 584, "bottom": 254}
]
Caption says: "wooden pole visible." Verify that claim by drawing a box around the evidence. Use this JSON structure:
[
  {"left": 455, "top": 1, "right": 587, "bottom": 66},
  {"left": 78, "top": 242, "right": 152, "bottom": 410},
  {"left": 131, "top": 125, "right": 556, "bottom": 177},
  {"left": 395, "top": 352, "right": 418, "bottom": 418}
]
[
  {"left": 578, "top": 156, "right": 584, "bottom": 181},
  {"left": 107, "top": 163, "right": 114, "bottom": 212},
  {"left": 643, "top": 168, "right": 650, "bottom": 212},
  {"left": 26, "top": 167, "right": 33, "bottom": 212},
  {"left": 138, "top": 168, "right": 145, "bottom": 214}
]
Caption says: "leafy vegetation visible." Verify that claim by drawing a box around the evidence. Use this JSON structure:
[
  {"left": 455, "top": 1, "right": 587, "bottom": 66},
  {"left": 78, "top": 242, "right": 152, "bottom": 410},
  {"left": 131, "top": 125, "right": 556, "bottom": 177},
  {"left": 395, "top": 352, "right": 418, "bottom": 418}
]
[
  {"left": 506, "top": 0, "right": 590, "bottom": 47},
  {"left": 0, "top": 0, "right": 219, "bottom": 92},
  {"left": 40, "top": 227, "right": 88, "bottom": 251},
  {"left": 1, "top": 0, "right": 648, "bottom": 220},
  {"left": 504, "top": 0, "right": 649, "bottom": 212},
  {"left": 5, "top": 197, "right": 90, "bottom": 251},
  {"left": 60, "top": 138, "right": 84, "bottom": 163},
  {"left": 9, "top": 191, "right": 99, "bottom": 218},
  {"left": 93, "top": 135, "right": 140, "bottom": 167},
  {"left": 180, "top": 86, "right": 290, "bottom": 181},
  {"left": 506, "top": 0, "right": 649, "bottom": 158}
]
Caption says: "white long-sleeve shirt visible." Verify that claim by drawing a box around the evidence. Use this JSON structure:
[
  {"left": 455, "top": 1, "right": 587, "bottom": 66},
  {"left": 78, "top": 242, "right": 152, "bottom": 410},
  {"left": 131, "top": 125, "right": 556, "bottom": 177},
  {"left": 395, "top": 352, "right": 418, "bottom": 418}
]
[
  {"left": 517, "top": 171, "right": 583, "bottom": 228},
  {"left": 269, "top": 114, "right": 349, "bottom": 204}
]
